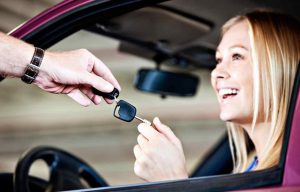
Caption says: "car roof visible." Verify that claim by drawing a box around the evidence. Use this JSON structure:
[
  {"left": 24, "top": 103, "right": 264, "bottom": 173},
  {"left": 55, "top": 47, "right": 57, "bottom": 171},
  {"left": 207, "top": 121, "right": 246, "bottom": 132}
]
[{"left": 11, "top": 0, "right": 300, "bottom": 70}]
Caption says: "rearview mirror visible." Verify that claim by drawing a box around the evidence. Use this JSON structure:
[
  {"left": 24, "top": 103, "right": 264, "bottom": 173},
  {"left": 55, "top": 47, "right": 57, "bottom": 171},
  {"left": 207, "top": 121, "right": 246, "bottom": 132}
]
[{"left": 134, "top": 69, "right": 199, "bottom": 97}]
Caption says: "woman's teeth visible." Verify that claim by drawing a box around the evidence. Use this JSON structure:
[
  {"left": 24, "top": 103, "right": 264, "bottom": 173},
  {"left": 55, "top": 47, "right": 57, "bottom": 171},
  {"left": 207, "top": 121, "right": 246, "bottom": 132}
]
[{"left": 219, "top": 88, "right": 239, "bottom": 99}]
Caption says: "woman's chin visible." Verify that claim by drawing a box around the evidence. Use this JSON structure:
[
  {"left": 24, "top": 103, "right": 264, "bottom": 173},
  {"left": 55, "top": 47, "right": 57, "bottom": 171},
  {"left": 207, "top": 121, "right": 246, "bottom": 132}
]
[{"left": 219, "top": 112, "right": 234, "bottom": 122}]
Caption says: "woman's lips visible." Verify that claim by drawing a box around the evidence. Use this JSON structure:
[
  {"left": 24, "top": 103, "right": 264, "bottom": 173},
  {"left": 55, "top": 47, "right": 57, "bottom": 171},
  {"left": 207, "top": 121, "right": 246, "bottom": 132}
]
[{"left": 218, "top": 88, "right": 239, "bottom": 99}]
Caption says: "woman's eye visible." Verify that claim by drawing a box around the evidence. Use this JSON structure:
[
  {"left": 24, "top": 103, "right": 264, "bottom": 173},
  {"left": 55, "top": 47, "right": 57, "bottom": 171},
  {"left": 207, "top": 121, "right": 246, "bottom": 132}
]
[
  {"left": 216, "top": 58, "right": 222, "bottom": 64},
  {"left": 232, "top": 53, "right": 243, "bottom": 61}
]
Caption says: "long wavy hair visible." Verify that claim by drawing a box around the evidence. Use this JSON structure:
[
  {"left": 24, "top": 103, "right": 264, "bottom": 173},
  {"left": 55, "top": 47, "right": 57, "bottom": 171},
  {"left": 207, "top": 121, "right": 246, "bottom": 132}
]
[{"left": 221, "top": 10, "right": 300, "bottom": 172}]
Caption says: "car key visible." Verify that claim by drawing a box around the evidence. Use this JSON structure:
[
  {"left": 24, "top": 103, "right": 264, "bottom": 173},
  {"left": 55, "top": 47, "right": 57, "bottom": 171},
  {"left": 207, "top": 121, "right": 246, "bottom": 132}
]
[
  {"left": 92, "top": 87, "right": 151, "bottom": 125},
  {"left": 92, "top": 87, "right": 120, "bottom": 100},
  {"left": 113, "top": 99, "right": 151, "bottom": 125}
]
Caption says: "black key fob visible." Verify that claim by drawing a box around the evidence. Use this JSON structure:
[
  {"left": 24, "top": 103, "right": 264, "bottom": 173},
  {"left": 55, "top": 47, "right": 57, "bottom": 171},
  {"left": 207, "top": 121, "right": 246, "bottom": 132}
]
[
  {"left": 114, "top": 100, "right": 136, "bottom": 122},
  {"left": 92, "top": 87, "right": 119, "bottom": 100}
]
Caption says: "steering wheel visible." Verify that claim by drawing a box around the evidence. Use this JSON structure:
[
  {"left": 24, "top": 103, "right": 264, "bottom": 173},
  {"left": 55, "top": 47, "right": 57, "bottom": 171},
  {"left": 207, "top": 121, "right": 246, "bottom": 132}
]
[{"left": 14, "top": 146, "right": 108, "bottom": 192}]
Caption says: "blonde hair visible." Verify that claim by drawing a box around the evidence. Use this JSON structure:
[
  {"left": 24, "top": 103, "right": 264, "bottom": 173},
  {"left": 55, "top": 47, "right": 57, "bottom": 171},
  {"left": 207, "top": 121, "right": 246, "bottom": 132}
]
[{"left": 221, "top": 10, "right": 300, "bottom": 172}]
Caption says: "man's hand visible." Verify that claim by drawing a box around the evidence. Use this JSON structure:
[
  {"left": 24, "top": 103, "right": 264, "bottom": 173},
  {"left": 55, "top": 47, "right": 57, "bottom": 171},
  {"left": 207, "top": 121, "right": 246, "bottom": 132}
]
[
  {"left": 0, "top": 32, "right": 120, "bottom": 106},
  {"left": 35, "top": 49, "right": 121, "bottom": 106}
]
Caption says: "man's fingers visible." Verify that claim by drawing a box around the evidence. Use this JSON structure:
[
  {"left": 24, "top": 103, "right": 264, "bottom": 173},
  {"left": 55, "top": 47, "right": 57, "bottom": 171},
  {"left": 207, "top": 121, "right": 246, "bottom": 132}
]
[
  {"left": 80, "top": 86, "right": 102, "bottom": 105},
  {"left": 67, "top": 89, "right": 91, "bottom": 106},
  {"left": 82, "top": 72, "right": 114, "bottom": 93},
  {"left": 80, "top": 72, "right": 116, "bottom": 104},
  {"left": 90, "top": 55, "right": 121, "bottom": 91}
]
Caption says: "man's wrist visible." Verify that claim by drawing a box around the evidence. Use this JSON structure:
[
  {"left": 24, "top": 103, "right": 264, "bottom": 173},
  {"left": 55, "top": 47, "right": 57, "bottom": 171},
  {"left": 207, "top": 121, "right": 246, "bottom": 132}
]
[
  {"left": 0, "top": 32, "right": 36, "bottom": 79},
  {"left": 21, "top": 47, "right": 45, "bottom": 84}
]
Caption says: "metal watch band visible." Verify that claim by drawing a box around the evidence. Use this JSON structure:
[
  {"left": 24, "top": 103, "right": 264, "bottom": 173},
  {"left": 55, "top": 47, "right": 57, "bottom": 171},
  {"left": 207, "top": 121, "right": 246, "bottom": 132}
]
[{"left": 21, "top": 47, "right": 44, "bottom": 84}]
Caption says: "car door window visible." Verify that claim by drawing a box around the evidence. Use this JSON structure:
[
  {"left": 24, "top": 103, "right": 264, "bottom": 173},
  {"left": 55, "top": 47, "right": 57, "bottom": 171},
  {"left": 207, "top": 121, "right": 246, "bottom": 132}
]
[{"left": 0, "top": 29, "right": 226, "bottom": 185}]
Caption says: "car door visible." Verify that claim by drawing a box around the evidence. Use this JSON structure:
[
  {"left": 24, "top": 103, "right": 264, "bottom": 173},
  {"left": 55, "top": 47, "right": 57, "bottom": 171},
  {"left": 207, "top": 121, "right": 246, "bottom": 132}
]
[{"left": 6, "top": 0, "right": 300, "bottom": 191}]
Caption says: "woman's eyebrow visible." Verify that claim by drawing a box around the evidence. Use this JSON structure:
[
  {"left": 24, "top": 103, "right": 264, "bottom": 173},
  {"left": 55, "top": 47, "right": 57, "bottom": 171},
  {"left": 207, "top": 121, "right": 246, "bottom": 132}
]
[
  {"left": 229, "top": 44, "right": 248, "bottom": 51},
  {"left": 216, "top": 44, "right": 248, "bottom": 53}
]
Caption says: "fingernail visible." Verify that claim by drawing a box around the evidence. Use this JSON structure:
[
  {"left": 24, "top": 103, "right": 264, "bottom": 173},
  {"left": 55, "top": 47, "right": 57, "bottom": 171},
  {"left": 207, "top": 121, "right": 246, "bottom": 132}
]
[
  {"left": 137, "top": 124, "right": 142, "bottom": 131},
  {"left": 153, "top": 117, "right": 160, "bottom": 124},
  {"left": 83, "top": 100, "right": 91, "bottom": 107},
  {"left": 94, "top": 96, "right": 102, "bottom": 105}
]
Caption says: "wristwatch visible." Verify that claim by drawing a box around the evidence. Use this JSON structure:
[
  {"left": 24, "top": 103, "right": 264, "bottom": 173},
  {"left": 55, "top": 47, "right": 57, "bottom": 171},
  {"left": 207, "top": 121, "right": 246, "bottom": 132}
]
[{"left": 21, "top": 47, "right": 44, "bottom": 84}]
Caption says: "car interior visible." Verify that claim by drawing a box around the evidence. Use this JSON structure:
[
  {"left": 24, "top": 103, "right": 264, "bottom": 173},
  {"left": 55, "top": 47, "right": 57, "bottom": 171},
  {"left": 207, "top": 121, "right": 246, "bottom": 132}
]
[{"left": 0, "top": 0, "right": 299, "bottom": 191}]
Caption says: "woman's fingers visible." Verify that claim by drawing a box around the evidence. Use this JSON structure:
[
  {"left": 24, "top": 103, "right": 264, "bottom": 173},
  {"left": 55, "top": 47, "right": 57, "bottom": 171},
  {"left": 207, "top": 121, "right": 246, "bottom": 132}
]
[
  {"left": 137, "top": 123, "right": 160, "bottom": 140},
  {"left": 133, "top": 123, "right": 188, "bottom": 182},
  {"left": 137, "top": 134, "right": 148, "bottom": 146},
  {"left": 152, "top": 117, "right": 183, "bottom": 150},
  {"left": 133, "top": 144, "right": 151, "bottom": 180},
  {"left": 153, "top": 117, "right": 173, "bottom": 137},
  {"left": 137, "top": 119, "right": 183, "bottom": 152},
  {"left": 133, "top": 144, "right": 144, "bottom": 159}
]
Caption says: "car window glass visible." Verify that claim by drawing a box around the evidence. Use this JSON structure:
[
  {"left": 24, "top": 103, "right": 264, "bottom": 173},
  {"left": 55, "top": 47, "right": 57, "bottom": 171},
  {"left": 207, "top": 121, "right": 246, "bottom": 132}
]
[{"left": 0, "top": 30, "right": 225, "bottom": 185}]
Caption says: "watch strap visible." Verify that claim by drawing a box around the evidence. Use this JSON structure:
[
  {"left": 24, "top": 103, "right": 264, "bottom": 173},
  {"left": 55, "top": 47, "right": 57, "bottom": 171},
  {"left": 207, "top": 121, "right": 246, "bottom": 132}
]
[{"left": 21, "top": 47, "right": 44, "bottom": 84}]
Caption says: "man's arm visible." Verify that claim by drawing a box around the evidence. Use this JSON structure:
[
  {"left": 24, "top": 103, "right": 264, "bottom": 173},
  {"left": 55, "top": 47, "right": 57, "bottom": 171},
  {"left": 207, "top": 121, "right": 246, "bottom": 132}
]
[{"left": 0, "top": 32, "right": 121, "bottom": 106}]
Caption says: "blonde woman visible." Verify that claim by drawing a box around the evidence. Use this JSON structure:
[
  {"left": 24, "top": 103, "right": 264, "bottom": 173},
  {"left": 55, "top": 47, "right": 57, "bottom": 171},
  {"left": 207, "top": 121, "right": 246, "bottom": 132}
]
[{"left": 133, "top": 10, "right": 300, "bottom": 182}]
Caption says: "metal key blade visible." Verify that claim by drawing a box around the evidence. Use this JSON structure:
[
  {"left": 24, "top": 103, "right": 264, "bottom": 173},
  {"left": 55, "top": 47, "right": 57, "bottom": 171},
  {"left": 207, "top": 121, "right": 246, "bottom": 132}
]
[{"left": 134, "top": 115, "right": 151, "bottom": 125}]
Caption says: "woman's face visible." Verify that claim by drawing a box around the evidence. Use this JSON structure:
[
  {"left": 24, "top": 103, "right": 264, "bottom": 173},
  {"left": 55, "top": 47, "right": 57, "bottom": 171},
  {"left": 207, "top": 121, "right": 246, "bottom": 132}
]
[{"left": 211, "top": 21, "right": 253, "bottom": 125}]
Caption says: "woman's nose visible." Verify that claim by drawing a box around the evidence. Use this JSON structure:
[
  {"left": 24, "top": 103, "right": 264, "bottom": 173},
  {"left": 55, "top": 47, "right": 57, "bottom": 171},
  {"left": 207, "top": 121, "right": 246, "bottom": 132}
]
[{"left": 211, "top": 64, "right": 230, "bottom": 79}]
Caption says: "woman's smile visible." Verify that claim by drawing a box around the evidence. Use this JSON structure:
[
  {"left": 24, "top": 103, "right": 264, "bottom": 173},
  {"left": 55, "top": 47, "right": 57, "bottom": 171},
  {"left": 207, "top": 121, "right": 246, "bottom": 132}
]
[{"left": 218, "top": 87, "right": 239, "bottom": 100}]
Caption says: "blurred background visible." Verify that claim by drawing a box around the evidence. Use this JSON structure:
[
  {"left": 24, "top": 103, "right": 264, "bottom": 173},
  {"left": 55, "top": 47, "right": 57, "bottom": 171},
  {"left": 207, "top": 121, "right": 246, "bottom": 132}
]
[{"left": 0, "top": 0, "right": 225, "bottom": 185}]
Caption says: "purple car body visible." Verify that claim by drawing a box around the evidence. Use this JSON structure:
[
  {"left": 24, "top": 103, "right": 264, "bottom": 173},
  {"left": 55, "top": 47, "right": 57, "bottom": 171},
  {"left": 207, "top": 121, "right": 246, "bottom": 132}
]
[
  {"left": 8, "top": 0, "right": 300, "bottom": 191},
  {"left": 10, "top": 0, "right": 92, "bottom": 38},
  {"left": 239, "top": 89, "right": 300, "bottom": 191},
  {"left": 282, "top": 89, "right": 300, "bottom": 187}
]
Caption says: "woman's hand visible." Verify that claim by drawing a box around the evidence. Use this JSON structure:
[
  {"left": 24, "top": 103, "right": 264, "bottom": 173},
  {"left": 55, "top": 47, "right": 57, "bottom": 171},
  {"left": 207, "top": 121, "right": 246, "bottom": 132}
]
[{"left": 133, "top": 117, "right": 188, "bottom": 182}]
